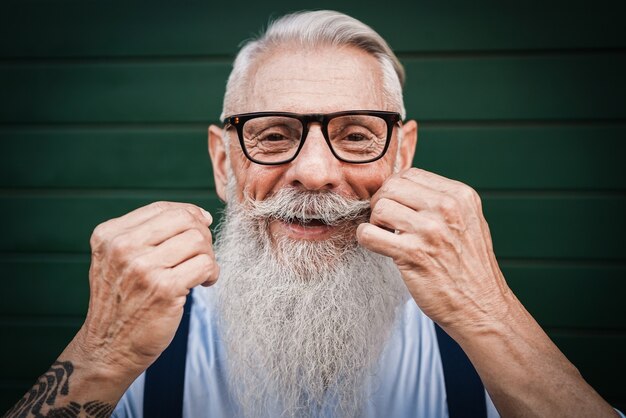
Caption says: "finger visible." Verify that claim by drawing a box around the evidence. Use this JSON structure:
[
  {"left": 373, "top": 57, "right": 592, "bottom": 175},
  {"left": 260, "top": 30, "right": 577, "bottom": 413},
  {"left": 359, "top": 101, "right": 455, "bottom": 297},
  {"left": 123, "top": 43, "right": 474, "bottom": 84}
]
[
  {"left": 150, "top": 227, "right": 214, "bottom": 268},
  {"left": 109, "top": 201, "right": 213, "bottom": 232},
  {"left": 372, "top": 205, "right": 451, "bottom": 247},
  {"left": 356, "top": 222, "right": 404, "bottom": 259},
  {"left": 125, "top": 207, "right": 213, "bottom": 247},
  {"left": 399, "top": 167, "right": 466, "bottom": 191},
  {"left": 370, "top": 197, "right": 425, "bottom": 233},
  {"left": 399, "top": 168, "right": 482, "bottom": 211},
  {"left": 371, "top": 177, "right": 451, "bottom": 215},
  {"left": 167, "top": 253, "right": 219, "bottom": 289}
]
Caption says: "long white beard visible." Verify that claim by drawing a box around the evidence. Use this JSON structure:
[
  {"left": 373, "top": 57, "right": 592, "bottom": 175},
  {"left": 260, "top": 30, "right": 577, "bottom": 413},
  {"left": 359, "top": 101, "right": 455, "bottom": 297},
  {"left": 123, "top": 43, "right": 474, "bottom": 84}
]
[{"left": 210, "top": 187, "right": 409, "bottom": 418}]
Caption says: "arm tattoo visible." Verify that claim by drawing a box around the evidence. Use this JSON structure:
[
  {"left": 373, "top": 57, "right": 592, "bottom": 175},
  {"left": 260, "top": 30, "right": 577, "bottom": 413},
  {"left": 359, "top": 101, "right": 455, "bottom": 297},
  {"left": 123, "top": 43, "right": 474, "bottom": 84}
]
[{"left": 3, "top": 361, "right": 115, "bottom": 418}]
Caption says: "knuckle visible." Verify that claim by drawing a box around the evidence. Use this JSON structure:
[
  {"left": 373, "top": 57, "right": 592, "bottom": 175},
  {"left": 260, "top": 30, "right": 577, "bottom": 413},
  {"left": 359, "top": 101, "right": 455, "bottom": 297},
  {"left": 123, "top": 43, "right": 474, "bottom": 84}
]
[
  {"left": 421, "top": 218, "right": 442, "bottom": 237},
  {"left": 439, "top": 196, "right": 458, "bottom": 215},
  {"left": 379, "top": 178, "right": 399, "bottom": 195},
  {"left": 90, "top": 223, "right": 108, "bottom": 248},
  {"left": 212, "top": 264, "right": 221, "bottom": 281},
  {"left": 148, "top": 201, "right": 169, "bottom": 212},
  {"left": 191, "top": 231, "right": 212, "bottom": 253},
  {"left": 407, "top": 167, "right": 420, "bottom": 176},
  {"left": 405, "top": 237, "right": 425, "bottom": 258},
  {"left": 356, "top": 224, "right": 372, "bottom": 242},
  {"left": 174, "top": 207, "right": 195, "bottom": 223},
  {"left": 471, "top": 189, "right": 483, "bottom": 208},
  {"left": 151, "top": 282, "right": 171, "bottom": 302},
  {"left": 110, "top": 234, "right": 132, "bottom": 258},
  {"left": 184, "top": 204, "right": 203, "bottom": 217},
  {"left": 127, "top": 256, "right": 152, "bottom": 278},
  {"left": 188, "top": 228, "right": 206, "bottom": 244},
  {"left": 401, "top": 167, "right": 420, "bottom": 180},
  {"left": 197, "top": 253, "right": 213, "bottom": 269},
  {"left": 460, "top": 184, "right": 479, "bottom": 203},
  {"left": 372, "top": 198, "right": 391, "bottom": 219},
  {"left": 377, "top": 183, "right": 391, "bottom": 197}
]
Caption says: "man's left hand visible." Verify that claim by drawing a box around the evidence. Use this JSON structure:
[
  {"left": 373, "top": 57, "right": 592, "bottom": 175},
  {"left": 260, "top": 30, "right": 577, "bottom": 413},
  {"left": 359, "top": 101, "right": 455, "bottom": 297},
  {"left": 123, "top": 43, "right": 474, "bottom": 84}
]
[{"left": 357, "top": 167, "right": 512, "bottom": 334}]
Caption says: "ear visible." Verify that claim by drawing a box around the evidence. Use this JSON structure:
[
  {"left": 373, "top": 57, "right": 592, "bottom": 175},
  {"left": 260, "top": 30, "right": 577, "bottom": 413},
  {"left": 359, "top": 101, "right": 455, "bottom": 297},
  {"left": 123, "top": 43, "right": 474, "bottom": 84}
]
[
  {"left": 397, "top": 119, "right": 418, "bottom": 170},
  {"left": 208, "top": 124, "right": 228, "bottom": 202}
]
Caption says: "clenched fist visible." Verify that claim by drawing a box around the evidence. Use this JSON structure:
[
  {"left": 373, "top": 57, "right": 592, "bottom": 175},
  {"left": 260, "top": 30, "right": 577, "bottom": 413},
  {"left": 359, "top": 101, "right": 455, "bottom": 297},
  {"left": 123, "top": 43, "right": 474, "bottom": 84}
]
[{"left": 74, "top": 201, "right": 219, "bottom": 380}]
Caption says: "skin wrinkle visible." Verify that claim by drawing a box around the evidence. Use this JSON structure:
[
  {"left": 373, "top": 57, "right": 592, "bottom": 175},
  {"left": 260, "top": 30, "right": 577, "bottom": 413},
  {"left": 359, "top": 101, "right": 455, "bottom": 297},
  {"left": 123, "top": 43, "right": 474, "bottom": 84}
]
[
  {"left": 248, "top": 46, "right": 384, "bottom": 115},
  {"left": 260, "top": 91, "right": 359, "bottom": 99},
  {"left": 217, "top": 46, "right": 405, "bottom": 211}
]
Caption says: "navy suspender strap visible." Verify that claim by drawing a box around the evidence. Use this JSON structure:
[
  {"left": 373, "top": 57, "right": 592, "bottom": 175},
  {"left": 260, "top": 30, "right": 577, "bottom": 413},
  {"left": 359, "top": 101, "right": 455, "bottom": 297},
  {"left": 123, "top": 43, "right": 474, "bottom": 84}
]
[
  {"left": 143, "top": 292, "right": 193, "bottom": 418},
  {"left": 142, "top": 295, "right": 486, "bottom": 418},
  {"left": 435, "top": 323, "right": 488, "bottom": 418}
]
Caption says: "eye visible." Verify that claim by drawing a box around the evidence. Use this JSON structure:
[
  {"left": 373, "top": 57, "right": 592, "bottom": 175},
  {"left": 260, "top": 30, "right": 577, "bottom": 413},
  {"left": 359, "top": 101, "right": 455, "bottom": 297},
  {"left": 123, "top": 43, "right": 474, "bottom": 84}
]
[
  {"left": 334, "top": 126, "right": 376, "bottom": 143},
  {"left": 261, "top": 132, "right": 288, "bottom": 142},
  {"left": 345, "top": 132, "right": 369, "bottom": 142},
  {"left": 253, "top": 126, "right": 299, "bottom": 143}
]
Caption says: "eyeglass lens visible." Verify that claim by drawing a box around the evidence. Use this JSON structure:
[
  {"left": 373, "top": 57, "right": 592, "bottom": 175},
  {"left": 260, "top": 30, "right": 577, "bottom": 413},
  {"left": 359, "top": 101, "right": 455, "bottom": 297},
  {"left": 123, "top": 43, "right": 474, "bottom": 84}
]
[{"left": 241, "top": 115, "right": 388, "bottom": 163}]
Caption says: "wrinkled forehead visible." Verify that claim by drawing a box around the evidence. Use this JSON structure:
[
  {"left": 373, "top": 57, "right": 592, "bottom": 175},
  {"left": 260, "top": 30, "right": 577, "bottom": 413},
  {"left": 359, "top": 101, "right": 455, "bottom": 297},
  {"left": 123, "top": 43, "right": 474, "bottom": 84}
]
[{"left": 243, "top": 45, "right": 385, "bottom": 114}]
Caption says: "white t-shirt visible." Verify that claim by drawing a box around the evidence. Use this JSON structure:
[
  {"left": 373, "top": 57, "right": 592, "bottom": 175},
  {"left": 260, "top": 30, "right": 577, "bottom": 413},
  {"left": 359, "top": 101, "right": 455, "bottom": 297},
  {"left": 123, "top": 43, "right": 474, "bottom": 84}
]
[{"left": 113, "top": 288, "right": 500, "bottom": 418}]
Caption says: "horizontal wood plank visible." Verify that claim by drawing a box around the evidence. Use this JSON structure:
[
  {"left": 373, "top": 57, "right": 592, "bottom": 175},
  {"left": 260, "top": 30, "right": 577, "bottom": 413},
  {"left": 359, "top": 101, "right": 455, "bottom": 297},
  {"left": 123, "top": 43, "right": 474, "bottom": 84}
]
[
  {"left": 0, "top": 127, "right": 214, "bottom": 189},
  {"left": 0, "top": 62, "right": 229, "bottom": 124},
  {"left": 1, "top": 54, "right": 625, "bottom": 124},
  {"left": 0, "top": 257, "right": 89, "bottom": 317},
  {"left": 550, "top": 332, "right": 626, "bottom": 400},
  {"left": 0, "top": 194, "right": 623, "bottom": 260},
  {"left": 483, "top": 195, "right": 626, "bottom": 260},
  {"left": 505, "top": 262, "right": 626, "bottom": 330},
  {"left": 1, "top": 257, "right": 624, "bottom": 330},
  {"left": 1, "top": 2, "right": 625, "bottom": 58},
  {"left": 2, "top": 125, "right": 624, "bottom": 190},
  {"left": 0, "top": 193, "right": 224, "bottom": 254},
  {"left": 415, "top": 125, "right": 626, "bottom": 190},
  {"left": 0, "top": 321, "right": 82, "bottom": 381},
  {"left": 403, "top": 54, "right": 626, "bottom": 121}
]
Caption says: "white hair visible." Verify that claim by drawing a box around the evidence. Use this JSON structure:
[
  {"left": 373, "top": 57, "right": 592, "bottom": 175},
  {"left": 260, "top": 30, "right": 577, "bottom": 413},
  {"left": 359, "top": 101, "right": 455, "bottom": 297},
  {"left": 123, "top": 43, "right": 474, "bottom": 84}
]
[
  {"left": 208, "top": 183, "right": 409, "bottom": 417},
  {"left": 221, "top": 10, "right": 406, "bottom": 122}
]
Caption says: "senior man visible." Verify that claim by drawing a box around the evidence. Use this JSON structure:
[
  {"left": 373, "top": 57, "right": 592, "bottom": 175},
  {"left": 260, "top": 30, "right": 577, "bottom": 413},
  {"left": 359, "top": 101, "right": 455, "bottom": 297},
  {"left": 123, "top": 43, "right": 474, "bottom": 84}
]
[{"left": 5, "top": 10, "right": 622, "bottom": 418}]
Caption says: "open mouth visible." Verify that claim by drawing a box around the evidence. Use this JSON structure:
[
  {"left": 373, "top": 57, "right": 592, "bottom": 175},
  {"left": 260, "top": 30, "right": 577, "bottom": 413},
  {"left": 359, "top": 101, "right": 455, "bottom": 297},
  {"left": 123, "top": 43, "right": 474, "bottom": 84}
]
[
  {"left": 270, "top": 216, "right": 338, "bottom": 241},
  {"left": 287, "top": 217, "right": 331, "bottom": 228}
]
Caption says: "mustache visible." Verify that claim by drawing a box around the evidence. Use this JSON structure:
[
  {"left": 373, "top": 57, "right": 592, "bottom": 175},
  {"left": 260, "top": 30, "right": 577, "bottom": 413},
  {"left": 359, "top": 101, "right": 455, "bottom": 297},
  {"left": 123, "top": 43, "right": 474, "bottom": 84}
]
[{"left": 244, "top": 187, "right": 371, "bottom": 226}]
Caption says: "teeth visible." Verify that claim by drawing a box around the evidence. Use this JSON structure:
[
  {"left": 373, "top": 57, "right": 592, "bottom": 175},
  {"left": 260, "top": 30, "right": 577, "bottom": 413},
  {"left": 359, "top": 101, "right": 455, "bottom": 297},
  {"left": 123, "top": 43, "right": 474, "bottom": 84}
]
[{"left": 289, "top": 217, "right": 326, "bottom": 225}]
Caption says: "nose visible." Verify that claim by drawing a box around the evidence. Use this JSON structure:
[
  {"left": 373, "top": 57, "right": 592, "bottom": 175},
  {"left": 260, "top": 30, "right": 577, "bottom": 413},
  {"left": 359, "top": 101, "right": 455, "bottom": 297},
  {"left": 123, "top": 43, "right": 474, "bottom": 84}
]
[{"left": 284, "top": 124, "right": 343, "bottom": 191}]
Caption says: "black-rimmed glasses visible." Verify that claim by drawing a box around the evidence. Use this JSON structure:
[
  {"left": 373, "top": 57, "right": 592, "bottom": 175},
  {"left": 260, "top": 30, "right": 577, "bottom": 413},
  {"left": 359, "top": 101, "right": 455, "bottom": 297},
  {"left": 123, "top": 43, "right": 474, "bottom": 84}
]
[{"left": 223, "top": 110, "right": 401, "bottom": 165}]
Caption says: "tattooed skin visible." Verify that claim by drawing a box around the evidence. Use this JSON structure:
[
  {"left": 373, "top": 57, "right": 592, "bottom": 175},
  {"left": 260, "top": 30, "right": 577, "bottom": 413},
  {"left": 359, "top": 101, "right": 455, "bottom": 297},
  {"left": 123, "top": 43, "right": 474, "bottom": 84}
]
[{"left": 3, "top": 361, "right": 114, "bottom": 418}]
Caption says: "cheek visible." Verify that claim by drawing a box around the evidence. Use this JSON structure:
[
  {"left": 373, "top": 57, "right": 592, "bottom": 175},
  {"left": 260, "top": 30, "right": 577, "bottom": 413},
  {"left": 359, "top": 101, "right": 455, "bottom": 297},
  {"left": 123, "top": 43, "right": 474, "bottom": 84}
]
[
  {"left": 231, "top": 156, "right": 286, "bottom": 202},
  {"left": 346, "top": 163, "right": 394, "bottom": 199},
  {"left": 352, "top": 141, "right": 401, "bottom": 197}
]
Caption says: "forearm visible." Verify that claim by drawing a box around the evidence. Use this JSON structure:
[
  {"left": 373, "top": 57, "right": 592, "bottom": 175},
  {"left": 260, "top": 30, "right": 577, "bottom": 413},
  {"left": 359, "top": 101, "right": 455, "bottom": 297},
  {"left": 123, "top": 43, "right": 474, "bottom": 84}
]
[
  {"left": 4, "top": 202, "right": 217, "bottom": 418},
  {"left": 449, "top": 293, "right": 618, "bottom": 418},
  {"left": 4, "top": 331, "right": 135, "bottom": 418}
]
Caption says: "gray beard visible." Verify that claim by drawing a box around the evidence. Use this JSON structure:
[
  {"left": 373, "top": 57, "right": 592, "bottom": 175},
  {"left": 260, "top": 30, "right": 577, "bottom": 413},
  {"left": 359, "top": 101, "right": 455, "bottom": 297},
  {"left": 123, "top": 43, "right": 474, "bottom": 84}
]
[{"left": 209, "top": 188, "right": 409, "bottom": 418}]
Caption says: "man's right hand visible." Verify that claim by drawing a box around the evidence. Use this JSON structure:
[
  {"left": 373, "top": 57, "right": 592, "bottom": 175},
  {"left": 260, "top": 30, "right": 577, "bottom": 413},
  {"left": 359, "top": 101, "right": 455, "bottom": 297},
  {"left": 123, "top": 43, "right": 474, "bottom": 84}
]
[{"left": 73, "top": 201, "right": 219, "bottom": 380}]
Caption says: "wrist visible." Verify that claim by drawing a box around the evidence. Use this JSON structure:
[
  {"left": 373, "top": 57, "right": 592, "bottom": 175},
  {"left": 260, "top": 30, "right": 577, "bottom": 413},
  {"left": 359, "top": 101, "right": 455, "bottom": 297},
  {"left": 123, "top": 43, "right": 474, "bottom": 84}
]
[
  {"left": 63, "top": 326, "right": 143, "bottom": 398},
  {"left": 440, "top": 288, "right": 526, "bottom": 345}
]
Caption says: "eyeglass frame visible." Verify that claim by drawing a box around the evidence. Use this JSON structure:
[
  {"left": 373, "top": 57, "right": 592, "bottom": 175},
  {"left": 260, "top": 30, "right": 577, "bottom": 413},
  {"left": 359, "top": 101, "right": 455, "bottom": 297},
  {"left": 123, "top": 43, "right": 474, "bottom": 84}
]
[{"left": 222, "top": 110, "right": 402, "bottom": 165}]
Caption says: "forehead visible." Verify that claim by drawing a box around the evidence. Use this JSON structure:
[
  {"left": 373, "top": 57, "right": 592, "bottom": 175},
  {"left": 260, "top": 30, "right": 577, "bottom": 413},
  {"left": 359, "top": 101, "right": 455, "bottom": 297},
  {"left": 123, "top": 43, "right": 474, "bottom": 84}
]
[{"left": 245, "top": 45, "right": 384, "bottom": 114}]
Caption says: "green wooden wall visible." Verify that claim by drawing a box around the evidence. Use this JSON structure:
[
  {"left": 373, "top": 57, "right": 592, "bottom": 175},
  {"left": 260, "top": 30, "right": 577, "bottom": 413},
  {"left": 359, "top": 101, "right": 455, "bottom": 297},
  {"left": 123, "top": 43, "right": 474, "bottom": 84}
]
[{"left": 1, "top": 0, "right": 625, "bottom": 412}]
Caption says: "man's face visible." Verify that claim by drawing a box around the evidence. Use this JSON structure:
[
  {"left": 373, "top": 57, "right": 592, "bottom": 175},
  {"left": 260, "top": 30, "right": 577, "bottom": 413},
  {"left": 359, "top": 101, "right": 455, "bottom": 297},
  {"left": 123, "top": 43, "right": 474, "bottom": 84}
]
[{"left": 209, "top": 45, "right": 416, "bottom": 241}]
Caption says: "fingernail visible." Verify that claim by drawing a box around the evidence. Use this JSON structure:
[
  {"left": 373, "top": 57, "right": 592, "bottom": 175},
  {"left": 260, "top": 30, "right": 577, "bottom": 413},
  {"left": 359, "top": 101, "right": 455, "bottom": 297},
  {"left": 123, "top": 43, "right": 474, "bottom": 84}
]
[{"left": 200, "top": 208, "right": 213, "bottom": 224}]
